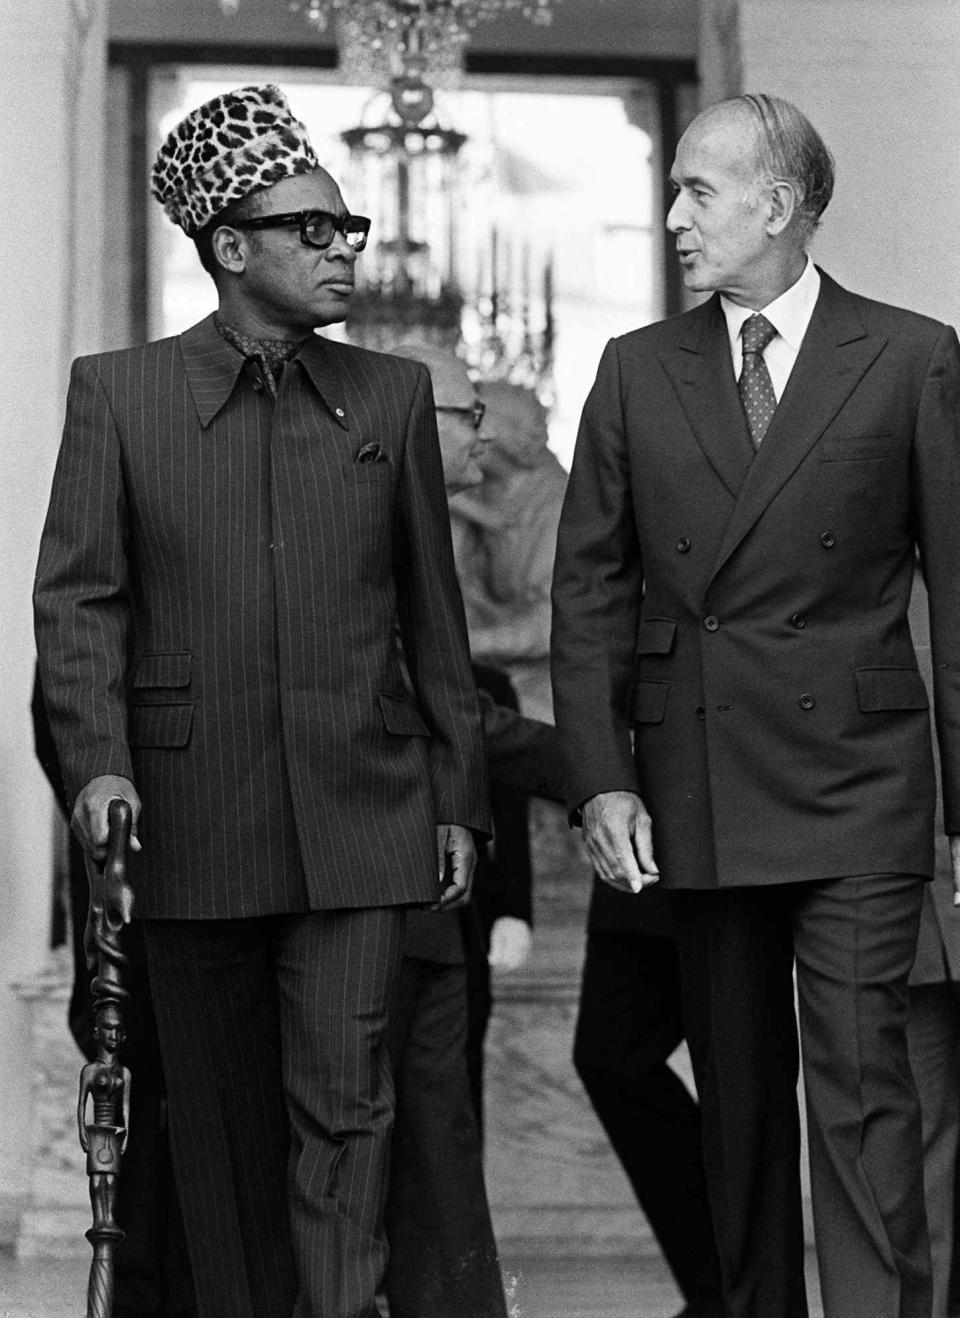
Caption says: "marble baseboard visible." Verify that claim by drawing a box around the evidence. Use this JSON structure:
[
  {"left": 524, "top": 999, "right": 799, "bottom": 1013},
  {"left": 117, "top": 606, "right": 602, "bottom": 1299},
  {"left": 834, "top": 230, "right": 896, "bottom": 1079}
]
[
  {"left": 483, "top": 946, "right": 651, "bottom": 1230},
  {"left": 493, "top": 1205, "right": 654, "bottom": 1257},
  {"left": 10, "top": 948, "right": 90, "bottom": 1259},
  {"left": 15, "top": 1206, "right": 89, "bottom": 1259},
  {"left": 481, "top": 803, "right": 667, "bottom": 1256},
  {"left": 0, "top": 1192, "right": 25, "bottom": 1249}
]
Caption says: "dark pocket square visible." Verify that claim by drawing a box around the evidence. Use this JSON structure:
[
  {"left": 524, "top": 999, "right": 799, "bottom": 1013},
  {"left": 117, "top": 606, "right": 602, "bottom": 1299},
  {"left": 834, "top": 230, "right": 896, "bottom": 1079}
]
[{"left": 356, "top": 442, "right": 387, "bottom": 464}]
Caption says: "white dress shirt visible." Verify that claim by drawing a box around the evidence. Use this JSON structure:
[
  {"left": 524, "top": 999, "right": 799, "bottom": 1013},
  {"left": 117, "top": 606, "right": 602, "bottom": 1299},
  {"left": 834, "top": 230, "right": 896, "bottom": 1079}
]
[{"left": 720, "top": 256, "right": 822, "bottom": 401}]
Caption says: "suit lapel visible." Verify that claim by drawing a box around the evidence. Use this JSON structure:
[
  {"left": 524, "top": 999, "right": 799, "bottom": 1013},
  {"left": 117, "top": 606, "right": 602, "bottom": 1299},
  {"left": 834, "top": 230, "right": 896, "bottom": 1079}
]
[
  {"left": 708, "top": 272, "right": 887, "bottom": 583},
  {"left": 297, "top": 334, "right": 350, "bottom": 431},
  {"left": 180, "top": 314, "right": 246, "bottom": 427},
  {"left": 659, "top": 296, "right": 756, "bottom": 500}
]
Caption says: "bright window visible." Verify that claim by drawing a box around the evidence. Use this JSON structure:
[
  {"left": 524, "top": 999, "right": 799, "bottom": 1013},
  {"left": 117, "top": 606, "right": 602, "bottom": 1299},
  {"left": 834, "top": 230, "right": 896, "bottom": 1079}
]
[{"left": 151, "top": 71, "right": 658, "bottom": 468}]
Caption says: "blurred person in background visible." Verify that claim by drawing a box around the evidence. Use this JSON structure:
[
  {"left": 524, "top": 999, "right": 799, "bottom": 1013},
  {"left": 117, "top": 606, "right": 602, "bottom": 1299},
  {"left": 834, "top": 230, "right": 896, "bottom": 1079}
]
[{"left": 451, "top": 380, "right": 566, "bottom": 721}]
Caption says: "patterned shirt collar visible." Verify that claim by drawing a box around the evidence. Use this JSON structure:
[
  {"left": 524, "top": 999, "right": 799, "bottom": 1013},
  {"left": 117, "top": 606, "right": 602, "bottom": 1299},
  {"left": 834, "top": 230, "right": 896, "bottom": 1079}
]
[{"left": 214, "top": 314, "right": 310, "bottom": 398}]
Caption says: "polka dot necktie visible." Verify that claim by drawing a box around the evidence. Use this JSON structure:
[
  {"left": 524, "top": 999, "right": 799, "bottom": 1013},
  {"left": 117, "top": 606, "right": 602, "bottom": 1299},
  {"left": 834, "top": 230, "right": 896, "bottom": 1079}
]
[{"left": 738, "top": 313, "right": 778, "bottom": 447}]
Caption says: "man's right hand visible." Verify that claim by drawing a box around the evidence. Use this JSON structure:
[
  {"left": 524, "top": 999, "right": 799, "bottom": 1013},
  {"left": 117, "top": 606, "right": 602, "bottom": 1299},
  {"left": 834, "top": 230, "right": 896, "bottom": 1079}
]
[
  {"left": 71, "top": 775, "right": 142, "bottom": 864},
  {"left": 581, "top": 790, "right": 659, "bottom": 894}
]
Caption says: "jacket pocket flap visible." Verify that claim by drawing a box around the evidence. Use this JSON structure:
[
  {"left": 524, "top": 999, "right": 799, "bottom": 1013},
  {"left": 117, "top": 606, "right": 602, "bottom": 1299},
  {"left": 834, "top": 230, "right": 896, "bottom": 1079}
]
[
  {"left": 128, "top": 703, "right": 193, "bottom": 748},
  {"left": 132, "top": 651, "right": 192, "bottom": 689},
  {"left": 855, "top": 667, "right": 929, "bottom": 712},
  {"left": 379, "top": 692, "right": 431, "bottom": 736},
  {"left": 636, "top": 618, "right": 678, "bottom": 656},
  {"left": 629, "top": 680, "right": 670, "bottom": 724}
]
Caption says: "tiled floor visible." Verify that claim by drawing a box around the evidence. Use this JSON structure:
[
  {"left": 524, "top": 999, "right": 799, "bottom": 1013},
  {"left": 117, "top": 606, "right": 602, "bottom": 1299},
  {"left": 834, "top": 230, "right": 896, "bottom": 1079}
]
[{"left": 0, "top": 1248, "right": 825, "bottom": 1318}]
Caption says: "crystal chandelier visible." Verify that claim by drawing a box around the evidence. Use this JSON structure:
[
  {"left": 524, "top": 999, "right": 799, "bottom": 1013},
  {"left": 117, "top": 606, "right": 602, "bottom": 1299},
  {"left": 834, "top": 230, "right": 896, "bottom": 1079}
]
[
  {"left": 220, "top": 0, "right": 555, "bottom": 88},
  {"left": 216, "top": 0, "right": 558, "bottom": 387},
  {"left": 339, "top": 88, "right": 556, "bottom": 397},
  {"left": 340, "top": 93, "right": 469, "bottom": 345}
]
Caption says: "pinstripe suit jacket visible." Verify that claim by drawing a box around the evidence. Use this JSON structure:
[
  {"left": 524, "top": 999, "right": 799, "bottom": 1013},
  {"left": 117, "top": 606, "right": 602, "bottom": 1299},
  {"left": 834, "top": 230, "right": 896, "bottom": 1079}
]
[{"left": 34, "top": 315, "right": 489, "bottom": 919}]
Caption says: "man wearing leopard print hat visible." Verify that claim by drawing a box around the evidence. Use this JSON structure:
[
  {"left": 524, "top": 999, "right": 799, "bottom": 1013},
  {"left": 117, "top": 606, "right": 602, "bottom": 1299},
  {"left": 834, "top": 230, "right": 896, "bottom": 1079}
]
[{"left": 35, "top": 83, "right": 488, "bottom": 1318}]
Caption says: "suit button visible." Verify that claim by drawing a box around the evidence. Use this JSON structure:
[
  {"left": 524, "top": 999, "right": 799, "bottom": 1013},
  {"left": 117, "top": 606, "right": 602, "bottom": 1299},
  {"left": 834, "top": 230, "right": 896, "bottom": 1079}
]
[
  {"left": 252, "top": 377, "right": 265, "bottom": 393},
  {"left": 820, "top": 531, "right": 836, "bottom": 548},
  {"left": 676, "top": 537, "right": 691, "bottom": 554},
  {"left": 790, "top": 612, "right": 807, "bottom": 629},
  {"left": 695, "top": 705, "right": 706, "bottom": 721},
  {"left": 703, "top": 615, "right": 719, "bottom": 632},
  {"left": 798, "top": 693, "right": 815, "bottom": 710}
]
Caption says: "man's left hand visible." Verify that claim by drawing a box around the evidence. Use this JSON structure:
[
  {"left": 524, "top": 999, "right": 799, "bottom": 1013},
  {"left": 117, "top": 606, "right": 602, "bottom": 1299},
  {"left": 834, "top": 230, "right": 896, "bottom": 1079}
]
[
  {"left": 433, "top": 823, "right": 476, "bottom": 911},
  {"left": 950, "top": 834, "right": 960, "bottom": 906}
]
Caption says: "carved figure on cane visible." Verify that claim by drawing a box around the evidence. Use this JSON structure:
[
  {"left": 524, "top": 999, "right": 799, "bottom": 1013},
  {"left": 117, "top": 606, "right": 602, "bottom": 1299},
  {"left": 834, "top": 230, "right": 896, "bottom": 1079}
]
[{"left": 78, "top": 1002, "right": 131, "bottom": 1230}]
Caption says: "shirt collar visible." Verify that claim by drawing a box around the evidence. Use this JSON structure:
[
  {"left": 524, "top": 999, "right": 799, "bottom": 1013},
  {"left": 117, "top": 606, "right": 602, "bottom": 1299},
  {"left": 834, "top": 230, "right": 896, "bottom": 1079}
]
[
  {"left": 179, "top": 313, "right": 349, "bottom": 430},
  {"left": 214, "top": 314, "right": 309, "bottom": 400},
  {"left": 720, "top": 255, "right": 821, "bottom": 354},
  {"left": 214, "top": 314, "right": 309, "bottom": 367}
]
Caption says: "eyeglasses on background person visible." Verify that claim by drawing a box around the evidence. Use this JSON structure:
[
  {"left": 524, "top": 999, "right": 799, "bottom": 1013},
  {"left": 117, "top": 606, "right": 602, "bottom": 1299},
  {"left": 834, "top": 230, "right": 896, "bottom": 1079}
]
[{"left": 436, "top": 399, "right": 486, "bottom": 431}]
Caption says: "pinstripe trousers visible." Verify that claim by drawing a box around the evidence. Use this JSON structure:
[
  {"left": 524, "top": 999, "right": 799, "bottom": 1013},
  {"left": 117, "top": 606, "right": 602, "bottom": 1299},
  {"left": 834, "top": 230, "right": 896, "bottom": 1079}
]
[{"left": 142, "top": 908, "right": 405, "bottom": 1318}]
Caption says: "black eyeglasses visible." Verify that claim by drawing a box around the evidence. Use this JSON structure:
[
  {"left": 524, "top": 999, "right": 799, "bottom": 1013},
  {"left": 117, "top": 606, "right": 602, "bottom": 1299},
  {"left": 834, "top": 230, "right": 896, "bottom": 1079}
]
[
  {"left": 436, "top": 399, "right": 486, "bottom": 431},
  {"left": 231, "top": 210, "right": 371, "bottom": 252}
]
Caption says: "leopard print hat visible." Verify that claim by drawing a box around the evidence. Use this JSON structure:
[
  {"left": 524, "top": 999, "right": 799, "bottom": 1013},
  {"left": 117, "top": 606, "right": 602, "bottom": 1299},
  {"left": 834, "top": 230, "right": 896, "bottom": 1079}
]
[{"left": 151, "top": 84, "right": 319, "bottom": 235}]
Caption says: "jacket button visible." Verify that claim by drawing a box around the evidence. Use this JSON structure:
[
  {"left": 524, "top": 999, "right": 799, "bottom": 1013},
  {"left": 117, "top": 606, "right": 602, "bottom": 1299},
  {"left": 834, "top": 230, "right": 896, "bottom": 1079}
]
[
  {"left": 790, "top": 612, "right": 807, "bottom": 629},
  {"left": 703, "top": 615, "right": 719, "bottom": 632},
  {"left": 695, "top": 704, "right": 706, "bottom": 721},
  {"left": 820, "top": 531, "right": 836, "bottom": 548},
  {"left": 252, "top": 377, "right": 265, "bottom": 393},
  {"left": 798, "top": 693, "right": 815, "bottom": 710},
  {"left": 676, "top": 537, "right": 691, "bottom": 554}
]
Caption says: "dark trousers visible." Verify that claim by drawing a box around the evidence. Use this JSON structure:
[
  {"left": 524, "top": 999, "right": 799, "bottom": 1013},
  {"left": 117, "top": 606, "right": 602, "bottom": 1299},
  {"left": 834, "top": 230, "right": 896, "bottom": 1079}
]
[
  {"left": 384, "top": 956, "right": 507, "bottom": 1318},
  {"left": 671, "top": 875, "right": 931, "bottom": 1318},
  {"left": 143, "top": 908, "right": 405, "bottom": 1318},
  {"left": 572, "top": 928, "right": 723, "bottom": 1309},
  {"left": 908, "top": 981, "right": 960, "bottom": 1318},
  {"left": 462, "top": 907, "right": 493, "bottom": 1138}
]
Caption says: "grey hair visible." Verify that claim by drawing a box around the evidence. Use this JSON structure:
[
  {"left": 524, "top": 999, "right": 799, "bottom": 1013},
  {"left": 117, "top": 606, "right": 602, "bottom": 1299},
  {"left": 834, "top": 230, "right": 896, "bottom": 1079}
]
[{"left": 726, "top": 93, "right": 835, "bottom": 241}]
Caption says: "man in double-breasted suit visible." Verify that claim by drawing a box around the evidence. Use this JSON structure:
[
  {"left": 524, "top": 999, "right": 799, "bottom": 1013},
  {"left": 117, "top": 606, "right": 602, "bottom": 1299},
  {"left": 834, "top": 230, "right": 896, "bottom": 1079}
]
[
  {"left": 34, "top": 85, "right": 487, "bottom": 1318},
  {"left": 551, "top": 93, "right": 960, "bottom": 1318}
]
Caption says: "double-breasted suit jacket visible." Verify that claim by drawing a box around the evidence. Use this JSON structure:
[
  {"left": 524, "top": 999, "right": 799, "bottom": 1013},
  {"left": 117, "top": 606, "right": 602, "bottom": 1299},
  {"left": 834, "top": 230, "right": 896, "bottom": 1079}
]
[
  {"left": 551, "top": 271, "right": 960, "bottom": 890},
  {"left": 35, "top": 314, "right": 488, "bottom": 919}
]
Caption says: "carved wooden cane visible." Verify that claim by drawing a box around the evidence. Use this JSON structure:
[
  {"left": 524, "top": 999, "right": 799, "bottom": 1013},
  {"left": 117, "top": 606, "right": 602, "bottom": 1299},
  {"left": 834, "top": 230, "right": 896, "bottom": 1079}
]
[{"left": 77, "top": 798, "right": 134, "bottom": 1318}]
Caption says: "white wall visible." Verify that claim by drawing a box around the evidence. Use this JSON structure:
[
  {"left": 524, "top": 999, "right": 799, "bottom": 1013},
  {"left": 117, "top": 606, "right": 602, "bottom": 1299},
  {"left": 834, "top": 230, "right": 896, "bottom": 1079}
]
[
  {"left": 717, "top": 0, "right": 960, "bottom": 324},
  {"left": 0, "top": 0, "right": 106, "bottom": 1213}
]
